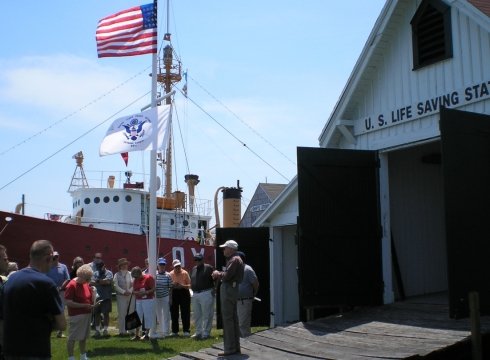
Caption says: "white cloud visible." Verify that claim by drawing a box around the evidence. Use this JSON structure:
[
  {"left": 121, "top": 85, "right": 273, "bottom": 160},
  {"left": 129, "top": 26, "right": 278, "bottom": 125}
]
[{"left": 0, "top": 54, "right": 150, "bottom": 127}]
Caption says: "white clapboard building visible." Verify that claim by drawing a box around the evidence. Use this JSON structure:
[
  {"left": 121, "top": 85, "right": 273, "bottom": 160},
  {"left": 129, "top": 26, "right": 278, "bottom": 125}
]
[{"left": 256, "top": 0, "right": 490, "bottom": 326}]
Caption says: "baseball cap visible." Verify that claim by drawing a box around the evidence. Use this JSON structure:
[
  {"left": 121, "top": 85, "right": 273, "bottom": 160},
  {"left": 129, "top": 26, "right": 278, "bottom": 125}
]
[
  {"left": 172, "top": 259, "right": 181, "bottom": 267},
  {"left": 219, "top": 240, "right": 238, "bottom": 250}
]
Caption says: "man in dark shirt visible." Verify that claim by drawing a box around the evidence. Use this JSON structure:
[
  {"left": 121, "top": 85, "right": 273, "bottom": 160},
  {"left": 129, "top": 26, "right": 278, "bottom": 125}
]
[
  {"left": 212, "top": 240, "right": 244, "bottom": 356},
  {"left": 190, "top": 253, "right": 215, "bottom": 339},
  {"left": 3, "top": 240, "right": 66, "bottom": 359}
]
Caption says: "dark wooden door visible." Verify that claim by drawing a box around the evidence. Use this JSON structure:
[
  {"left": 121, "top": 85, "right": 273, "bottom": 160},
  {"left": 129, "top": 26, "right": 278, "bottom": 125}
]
[
  {"left": 440, "top": 107, "right": 490, "bottom": 318},
  {"left": 297, "top": 147, "right": 383, "bottom": 310},
  {"left": 215, "top": 227, "right": 270, "bottom": 328}
]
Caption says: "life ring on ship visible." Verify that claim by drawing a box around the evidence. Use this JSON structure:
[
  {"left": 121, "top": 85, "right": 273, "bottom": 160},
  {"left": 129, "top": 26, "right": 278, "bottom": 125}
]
[
  {"left": 88, "top": 224, "right": 94, "bottom": 228},
  {"left": 186, "top": 236, "right": 195, "bottom": 241}
]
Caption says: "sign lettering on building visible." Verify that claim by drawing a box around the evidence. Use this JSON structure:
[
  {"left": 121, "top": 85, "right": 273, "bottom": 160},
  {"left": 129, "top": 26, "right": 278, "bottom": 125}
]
[{"left": 357, "top": 80, "right": 490, "bottom": 135}]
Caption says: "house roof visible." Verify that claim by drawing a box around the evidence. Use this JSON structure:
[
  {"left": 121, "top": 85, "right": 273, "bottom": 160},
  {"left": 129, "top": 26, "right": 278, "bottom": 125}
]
[
  {"left": 319, "top": 0, "right": 490, "bottom": 147},
  {"left": 468, "top": 0, "right": 490, "bottom": 17},
  {"left": 254, "top": 177, "right": 297, "bottom": 227},
  {"left": 259, "top": 183, "right": 287, "bottom": 202}
]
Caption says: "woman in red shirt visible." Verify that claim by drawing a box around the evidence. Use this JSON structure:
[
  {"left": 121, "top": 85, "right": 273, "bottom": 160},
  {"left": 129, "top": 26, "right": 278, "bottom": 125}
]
[
  {"left": 65, "top": 264, "right": 96, "bottom": 360},
  {"left": 130, "top": 266, "right": 155, "bottom": 340}
]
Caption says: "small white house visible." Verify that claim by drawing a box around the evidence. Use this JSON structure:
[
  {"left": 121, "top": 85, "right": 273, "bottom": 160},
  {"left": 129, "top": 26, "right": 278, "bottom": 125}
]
[{"left": 256, "top": 0, "right": 490, "bottom": 325}]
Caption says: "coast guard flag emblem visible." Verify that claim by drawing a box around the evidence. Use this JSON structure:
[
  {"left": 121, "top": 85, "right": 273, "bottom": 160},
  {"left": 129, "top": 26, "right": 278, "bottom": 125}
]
[{"left": 99, "top": 105, "right": 171, "bottom": 156}]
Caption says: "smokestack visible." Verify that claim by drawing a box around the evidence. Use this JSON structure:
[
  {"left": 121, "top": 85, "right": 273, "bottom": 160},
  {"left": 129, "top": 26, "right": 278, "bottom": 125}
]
[
  {"left": 185, "top": 174, "right": 200, "bottom": 212},
  {"left": 222, "top": 182, "right": 242, "bottom": 227}
]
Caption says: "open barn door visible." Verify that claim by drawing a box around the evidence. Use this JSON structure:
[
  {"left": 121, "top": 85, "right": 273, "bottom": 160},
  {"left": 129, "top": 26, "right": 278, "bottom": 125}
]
[
  {"left": 440, "top": 107, "right": 490, "bottom": 318},
  {"left": 297, "top": 147, "right": 383, "bottom": 316},
  {"left": 215, "top": 227, "right": 270, "bottom": 328}
]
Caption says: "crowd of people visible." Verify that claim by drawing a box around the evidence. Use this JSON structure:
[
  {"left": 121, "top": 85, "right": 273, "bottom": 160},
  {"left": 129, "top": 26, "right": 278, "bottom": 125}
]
[{"left": 0, "top": 239, "right": 259, "bottom": 359}]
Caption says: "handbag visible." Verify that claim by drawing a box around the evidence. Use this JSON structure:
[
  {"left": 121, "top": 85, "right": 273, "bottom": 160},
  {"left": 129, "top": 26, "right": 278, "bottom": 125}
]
[{"left": 124, "top": 294, "right": 141, "bottom": 330}]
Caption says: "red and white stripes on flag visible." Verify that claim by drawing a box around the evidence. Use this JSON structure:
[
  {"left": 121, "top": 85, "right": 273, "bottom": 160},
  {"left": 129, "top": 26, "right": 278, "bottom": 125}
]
[{"left": 96, "top": 3, "right": 157, "bottom": 58}]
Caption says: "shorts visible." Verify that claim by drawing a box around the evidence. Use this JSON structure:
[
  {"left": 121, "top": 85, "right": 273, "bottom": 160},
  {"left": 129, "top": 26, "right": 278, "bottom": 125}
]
[
  {"left": 68, "top": 313, "right": 91, "bottom": 341},
  {"left": 94, "top": 298, "right": 112, "bottom": 314}
]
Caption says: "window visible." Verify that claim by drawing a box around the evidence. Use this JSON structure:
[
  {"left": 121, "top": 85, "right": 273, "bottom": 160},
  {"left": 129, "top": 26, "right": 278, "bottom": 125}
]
[
  {"left": 94, "top": 197, "right": 100, "bottom": 204},
  {"left": 411, "top": 0, "right": 452, "bottom": 69},
  {"left": 103, "top": 196, "right": 110, "bottom": 203},
  {"left": 84, "top": 198, "right": 91, "bottom": 205}
]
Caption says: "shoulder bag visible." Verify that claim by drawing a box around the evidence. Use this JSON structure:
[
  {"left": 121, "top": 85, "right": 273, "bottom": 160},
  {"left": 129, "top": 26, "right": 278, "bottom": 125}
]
[{"left": 124, "top": 294, "right": 141, "bottom": 330}]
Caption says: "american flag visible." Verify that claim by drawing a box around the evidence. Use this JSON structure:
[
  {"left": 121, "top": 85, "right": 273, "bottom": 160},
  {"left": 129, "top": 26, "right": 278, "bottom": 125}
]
[{"left": 96, "top": 3, "right": 157, "bottom": 58}]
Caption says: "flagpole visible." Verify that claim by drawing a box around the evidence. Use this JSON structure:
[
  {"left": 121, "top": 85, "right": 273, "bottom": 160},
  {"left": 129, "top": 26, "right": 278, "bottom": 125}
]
[{"left": 148, "top": 0, "right": 159, "bottom": 277}]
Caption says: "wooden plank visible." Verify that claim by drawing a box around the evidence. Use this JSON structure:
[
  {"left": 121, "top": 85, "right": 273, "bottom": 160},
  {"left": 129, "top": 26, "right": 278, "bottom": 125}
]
[
  {"left": 237, "top": 339, "right": 316, "bottom": 360},
  {"left": 291, "top": 320, "right": 468, "bottom": 342},
  {"left": 179, "top": 351, "right": 219, "bottom": 360},
  {"left": 205, "top": 340, "right": 317, "bottom": 360},
  {"left": 270, "top": 325, "right": 438, "bottom": 357},
  {"left": 250, "top": 332, "right": 378, "bottom": 360},
  {"left": 259, "top": 327, "right": 417, "bottom": 359}
]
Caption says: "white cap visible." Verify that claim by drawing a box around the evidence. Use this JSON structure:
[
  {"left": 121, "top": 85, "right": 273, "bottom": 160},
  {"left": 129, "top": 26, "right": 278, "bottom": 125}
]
[
  {"left": 172, "top": 259, "right": 181, "bottom": 267},
  {"left": 219, "top": 240, "right": 238, "bottom": 250}
]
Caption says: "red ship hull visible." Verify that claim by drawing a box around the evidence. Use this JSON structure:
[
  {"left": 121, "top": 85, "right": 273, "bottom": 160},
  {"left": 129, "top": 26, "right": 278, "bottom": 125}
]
[{"left": 0, "top": 211, "right": 215, "bottom": 273}]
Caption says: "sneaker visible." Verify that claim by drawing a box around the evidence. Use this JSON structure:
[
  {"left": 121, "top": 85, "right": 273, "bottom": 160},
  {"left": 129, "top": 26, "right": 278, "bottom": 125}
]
[
  {"left": 130, "top": 335, "right": 140, "bottom": 341},
  {"left": 140, "top": 334, "right": 150, "bottom": 340},
  {"left": 94, "top": 330, "right": 101, "bottom": 338},
  {"left": 201, "top": 334, "right": 209, "bottom": 339},
  {"left": 56, "top": 331, "right": 66, "bottom": 338},
  {"left": 191, "top": 333, "right": 202, "bottom": 339},
  {"left": 183, "top": 332, "right": 190, "bottom": 337},
  {"left": 170, "top": 332, "right": 178, "bottom": 337},
  {"left": 102, "top": 329, "right": 109, "bottom": 336}
]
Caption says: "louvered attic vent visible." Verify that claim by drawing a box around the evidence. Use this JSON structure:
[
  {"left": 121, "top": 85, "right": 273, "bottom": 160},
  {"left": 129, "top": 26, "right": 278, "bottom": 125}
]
[{"left": 411, "top": 0, "right": 452, "bottom": 70}]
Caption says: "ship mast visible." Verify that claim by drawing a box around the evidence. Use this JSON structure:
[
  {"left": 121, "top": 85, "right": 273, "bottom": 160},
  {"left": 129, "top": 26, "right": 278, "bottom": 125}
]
[
  {"left": 148, "top": 0, "right": 181, "bottom": 275},
  {"left": 158, "top": 8, "right": 181, "bottom": 200}
]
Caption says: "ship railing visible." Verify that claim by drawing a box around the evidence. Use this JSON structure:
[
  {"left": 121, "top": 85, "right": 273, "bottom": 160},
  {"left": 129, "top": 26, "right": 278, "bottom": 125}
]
[{"left": 84, "top": 170, "right": 148, "bottom": 190}]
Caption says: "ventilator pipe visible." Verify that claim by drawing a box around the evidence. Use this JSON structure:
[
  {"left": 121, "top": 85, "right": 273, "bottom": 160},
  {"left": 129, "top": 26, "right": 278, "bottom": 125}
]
[
  {"left": 214, "top": 186, "right": 225, "bottom": 229},
  {"left": 185, "top": 174, "right": 200, "bottom": 213},
  {"left": 14, "top": 203, "right": 23, "bottom": 214}
]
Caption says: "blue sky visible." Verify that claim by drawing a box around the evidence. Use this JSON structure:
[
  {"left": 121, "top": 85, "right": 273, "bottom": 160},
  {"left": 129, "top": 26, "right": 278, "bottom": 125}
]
[{"left": 0, "top": 0, "right": 385, "bottom": 221}]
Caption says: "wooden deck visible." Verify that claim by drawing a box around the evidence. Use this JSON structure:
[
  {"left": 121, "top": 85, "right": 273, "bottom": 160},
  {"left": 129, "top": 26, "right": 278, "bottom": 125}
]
[{"left": 169, "top": 294, "right": 490, "bottom": 359}]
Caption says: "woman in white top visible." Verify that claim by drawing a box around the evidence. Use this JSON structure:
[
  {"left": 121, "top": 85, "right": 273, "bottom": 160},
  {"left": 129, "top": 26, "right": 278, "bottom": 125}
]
[{"left": 113, "top": 258, "right": 134, "bottom": 335}]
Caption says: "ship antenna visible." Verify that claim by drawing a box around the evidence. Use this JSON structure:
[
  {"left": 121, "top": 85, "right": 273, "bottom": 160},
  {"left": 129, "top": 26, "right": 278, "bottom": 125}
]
[{"left": 68, "top": 151, "right": 89, "bottom": 192}]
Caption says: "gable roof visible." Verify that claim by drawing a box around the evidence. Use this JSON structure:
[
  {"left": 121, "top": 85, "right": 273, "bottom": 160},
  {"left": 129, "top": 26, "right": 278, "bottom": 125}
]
[
  {"left": 253, "top": 177, "right": 297, "bottom": 227},
  {"left": 468, "top": 0, "right": 490, "bottom": 17},
  {"left": 319, "top": 0, "right": 490, "bottom": 147},
  {"left": 259, "top": 183, "right": 287, "bottom": 202}
]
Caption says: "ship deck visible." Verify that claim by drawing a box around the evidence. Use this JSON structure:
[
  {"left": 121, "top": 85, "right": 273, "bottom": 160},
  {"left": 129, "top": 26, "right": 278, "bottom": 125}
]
[{"left": 170, "top": 293, "right": 490, "bottom": 359}]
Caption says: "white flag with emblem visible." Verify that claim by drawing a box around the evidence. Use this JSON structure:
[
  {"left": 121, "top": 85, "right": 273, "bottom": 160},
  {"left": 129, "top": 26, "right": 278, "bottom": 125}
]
[{"left": 99, "top": 105, "right": 171, "bottom": 156}]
